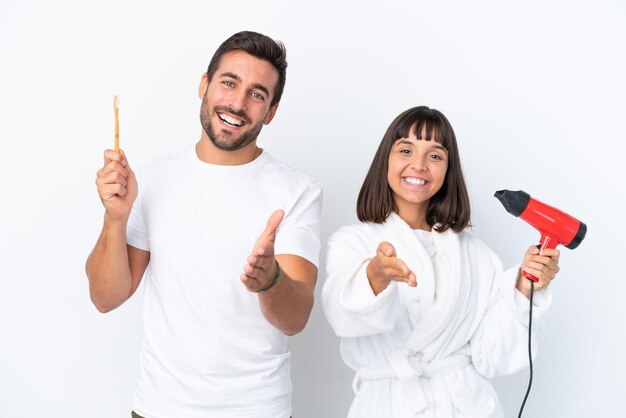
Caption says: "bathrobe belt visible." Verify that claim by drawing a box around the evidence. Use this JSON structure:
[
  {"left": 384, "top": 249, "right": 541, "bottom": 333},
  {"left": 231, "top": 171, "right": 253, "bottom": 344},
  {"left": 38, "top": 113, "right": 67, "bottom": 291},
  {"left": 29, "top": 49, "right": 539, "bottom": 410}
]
[{"left": 352, "top": 348, "right": 470, "bottom": 414}]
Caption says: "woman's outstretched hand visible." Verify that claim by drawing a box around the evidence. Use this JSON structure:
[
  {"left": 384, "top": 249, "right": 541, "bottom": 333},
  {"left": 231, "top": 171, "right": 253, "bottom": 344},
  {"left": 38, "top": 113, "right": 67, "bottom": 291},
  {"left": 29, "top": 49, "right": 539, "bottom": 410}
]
[{"left": 366, "top": 241, "right": 417, "bottom": 295}]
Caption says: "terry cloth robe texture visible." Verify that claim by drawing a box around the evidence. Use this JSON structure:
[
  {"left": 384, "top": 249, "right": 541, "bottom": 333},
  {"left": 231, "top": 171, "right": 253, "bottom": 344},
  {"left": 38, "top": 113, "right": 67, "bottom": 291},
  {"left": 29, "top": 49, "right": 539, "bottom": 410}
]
[{"left": 322, "top": 212, "right": 552, "bottom": 418}]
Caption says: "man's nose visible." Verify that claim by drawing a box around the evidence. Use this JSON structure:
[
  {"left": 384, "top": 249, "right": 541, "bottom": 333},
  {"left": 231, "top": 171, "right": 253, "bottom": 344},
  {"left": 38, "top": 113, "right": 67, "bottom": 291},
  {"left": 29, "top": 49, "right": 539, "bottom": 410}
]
[{"left": 229, "top": 89, "right": 248, "bottom": 112}]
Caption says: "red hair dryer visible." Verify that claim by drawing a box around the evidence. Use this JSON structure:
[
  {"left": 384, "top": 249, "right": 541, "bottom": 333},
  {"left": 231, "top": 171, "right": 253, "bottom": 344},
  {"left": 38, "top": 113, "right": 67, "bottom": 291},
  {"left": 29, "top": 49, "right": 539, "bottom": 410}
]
[{"left": 494, "top": 190, "right": 587, "bottom": 282}]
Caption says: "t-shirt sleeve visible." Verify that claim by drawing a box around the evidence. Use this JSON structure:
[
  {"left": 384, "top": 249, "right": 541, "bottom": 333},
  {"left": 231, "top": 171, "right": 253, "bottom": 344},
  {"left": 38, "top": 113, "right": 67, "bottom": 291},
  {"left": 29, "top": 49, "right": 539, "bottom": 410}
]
[
  {"left": 274, "top": 181, "right": 322, "bottom": 267},
  {"left": 126, "top": 168, "right": 150, "bottom": 251}
]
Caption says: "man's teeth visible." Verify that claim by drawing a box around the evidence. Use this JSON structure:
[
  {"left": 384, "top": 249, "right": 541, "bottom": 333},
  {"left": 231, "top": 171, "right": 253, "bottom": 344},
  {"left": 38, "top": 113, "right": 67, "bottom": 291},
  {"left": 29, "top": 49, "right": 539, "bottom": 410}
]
[
  {"left": 219, "top": 113, "right": 244, "bottom": 127},
  {"left": 404, "top": 177, "right": 427, "bottom": 185}
]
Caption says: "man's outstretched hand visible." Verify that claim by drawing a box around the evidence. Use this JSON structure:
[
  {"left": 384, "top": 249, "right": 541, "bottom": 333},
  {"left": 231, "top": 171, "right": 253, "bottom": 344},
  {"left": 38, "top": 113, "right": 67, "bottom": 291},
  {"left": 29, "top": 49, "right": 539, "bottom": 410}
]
[{"left": 241, "top": 209, "right": 284, "bottom": 293}]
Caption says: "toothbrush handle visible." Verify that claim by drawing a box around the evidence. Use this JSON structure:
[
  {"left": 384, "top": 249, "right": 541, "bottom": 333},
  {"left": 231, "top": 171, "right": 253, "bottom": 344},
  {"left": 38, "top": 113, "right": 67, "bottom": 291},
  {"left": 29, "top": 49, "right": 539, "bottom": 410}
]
[{"left": 114, "top": 95, "right": 119, "bottom": 152}]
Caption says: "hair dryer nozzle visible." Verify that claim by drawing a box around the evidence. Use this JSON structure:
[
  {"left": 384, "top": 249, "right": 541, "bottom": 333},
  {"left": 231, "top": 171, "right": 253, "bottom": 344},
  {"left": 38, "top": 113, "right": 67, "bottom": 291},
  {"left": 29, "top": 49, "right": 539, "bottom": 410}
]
[
  {"left": 566, "top": 221, "right": 587, "bottom": 249},
  {"left": 494, "top": 190, "right": 530, "bottom": 217}
]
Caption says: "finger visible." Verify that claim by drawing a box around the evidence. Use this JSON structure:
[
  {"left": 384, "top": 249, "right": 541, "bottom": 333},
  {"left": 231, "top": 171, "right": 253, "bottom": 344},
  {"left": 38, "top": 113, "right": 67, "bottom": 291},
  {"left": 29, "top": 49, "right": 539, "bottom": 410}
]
[
  {"left": 119, "top": 149, "right": 131, "bottom": 168},
  {"left": 382, "top": 265, "right": 405, "bottom": 279},
  {"left": 377, "top": 241, "right": 396, "bottom": 258},
  {"left": 99, "top": 160, "right": 129, "bottom": 178},
  {"left": 551, "top": 263, "right": 560, "bottom": 276},
  {"left": 248, "top": 253, "right": 275, "bottom": 274},
  {"left": 540, "top": 248, "right": 561, "bottom": 264},
  {"left": 240, "top": 273, "right": 258, "bottom": 290},
  {"left": 249, "top": 212, "right": 281, "bottom": 264},
  {"left": 241, "top": 268, "right": 274, "bottom": 292},
  {"left": 539, "top": 247, "right": 560, "bottom": 257},
  {"left": 525, "top": 260, "right": 554, "bottom": 278},
  {"left": 243, "top": 263, "right": 260, "bottom": 279},
  {"left": 382, "top": 265, "right": 413, "bottom": 282},
  {"left": 248, "top": 253, "right": 273, "bottom": 268},
  {"left": 533, "top": 253, "right": 553, "bottom": 262},
  {"left": 527, "top": 245, "right": 540, "bottom": 257},
  {"left": 521, "top": 245, "right": 541, "bottom": 272},
  {"left": 543, "top": 258, "right": 560, "bottom": 275},
  {"left": 527, "top": 254, "right": 553, "bottom": 268},
  {"left": 246, "top": 259, "right": 276, "bottom": 281},
  {"left": 383, "top": 257, "right": 411, "bottom": 276},
  {"left": 103, "top": 149, "right": 126, "bottom": 166},
  {"left": 101, "top": 183, "right": 127, "bottom": 199},
  {"left": 99, "top": 171, "right": 128, "bottom": 187},
  {"left": 262, "top": 209, "right": 284, "bottom": 242},
  {"left": 522, "top": 265, "right": 550, "bottom": 282},
  {"left": 118, "top": 150, "right": 137, "bottom": 180},
  {"left": 96, "top": 170, "right": 128, "bottom": 190},
  {"left": 254, "top": 242, "right": 275, "bottom": 257},
  {"left": 528, "top": 255, "right": 560, "bottom": 275},
  {"left": 407, "top": 272, "right": 418, "bottom": 287}
]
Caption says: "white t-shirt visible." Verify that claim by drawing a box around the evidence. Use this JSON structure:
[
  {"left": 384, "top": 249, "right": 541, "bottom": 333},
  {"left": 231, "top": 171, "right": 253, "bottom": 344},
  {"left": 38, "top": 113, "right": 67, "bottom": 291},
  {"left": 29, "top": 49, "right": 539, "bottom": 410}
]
[{"left": 126, "top": 147, "right": 322, "bottom": 418}]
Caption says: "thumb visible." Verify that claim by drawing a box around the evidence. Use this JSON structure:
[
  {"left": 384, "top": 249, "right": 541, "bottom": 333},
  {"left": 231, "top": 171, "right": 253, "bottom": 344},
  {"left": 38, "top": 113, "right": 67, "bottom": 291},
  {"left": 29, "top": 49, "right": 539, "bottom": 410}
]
[
  {"left": 120, "top": 149, "right": 137, "bottom": 180},
  {"left": 524, "top": 245, "right": 539, "bottom": 260},
  {"left": 378, "top": 241, "right": 396, "bottom": 257},
  {"left": 263, "top": 209, "right": 284, "bottom": 242},
  {"left": 119, "top": 149, "right": 131, "bottom": 169}
]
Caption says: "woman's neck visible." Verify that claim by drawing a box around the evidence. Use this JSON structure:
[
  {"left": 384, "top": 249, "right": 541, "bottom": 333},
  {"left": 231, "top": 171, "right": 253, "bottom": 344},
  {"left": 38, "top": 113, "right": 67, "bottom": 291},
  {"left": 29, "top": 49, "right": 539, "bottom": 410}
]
[{"left": 395, "top": 205, "right": 431, "bottom": 231}]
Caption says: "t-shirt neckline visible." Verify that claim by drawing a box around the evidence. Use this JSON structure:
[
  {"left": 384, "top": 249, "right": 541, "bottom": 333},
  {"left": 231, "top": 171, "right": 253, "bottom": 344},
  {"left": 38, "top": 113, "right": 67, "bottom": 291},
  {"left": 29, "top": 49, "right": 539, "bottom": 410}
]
[{"left": 191, "top": 146, "right": 269, "bottom": 172}]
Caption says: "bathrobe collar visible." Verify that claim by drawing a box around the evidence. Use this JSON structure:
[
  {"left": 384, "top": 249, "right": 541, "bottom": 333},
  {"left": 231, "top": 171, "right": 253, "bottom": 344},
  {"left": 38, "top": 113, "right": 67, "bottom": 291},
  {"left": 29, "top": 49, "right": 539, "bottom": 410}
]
[{"left": 385, "top": 212, "right": 470, "bottom": 358}]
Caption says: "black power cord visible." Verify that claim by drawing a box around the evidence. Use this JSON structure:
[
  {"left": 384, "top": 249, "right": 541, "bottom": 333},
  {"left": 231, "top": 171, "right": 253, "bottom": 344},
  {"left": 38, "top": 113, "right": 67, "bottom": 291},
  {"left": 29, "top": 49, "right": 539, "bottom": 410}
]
[{"left": 518, "top": 280, "right": 535, "bottom": 418}]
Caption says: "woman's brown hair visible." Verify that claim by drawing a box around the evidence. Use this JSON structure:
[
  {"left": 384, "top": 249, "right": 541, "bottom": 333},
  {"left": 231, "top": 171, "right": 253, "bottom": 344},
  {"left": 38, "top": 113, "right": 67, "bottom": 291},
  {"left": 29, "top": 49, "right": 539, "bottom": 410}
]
[{"left": 357, "top": 106, "right": 470, "bottom": 232}]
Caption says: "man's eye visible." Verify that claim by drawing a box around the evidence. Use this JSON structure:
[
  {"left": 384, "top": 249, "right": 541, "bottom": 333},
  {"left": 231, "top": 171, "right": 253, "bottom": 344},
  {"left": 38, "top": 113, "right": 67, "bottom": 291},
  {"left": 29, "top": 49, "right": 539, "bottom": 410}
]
[
  {"left": 223, "top": 81, "right": 235, "bottom": 87},
  {"left": 251, "top": 92, "right": 264, "bottom": 100}
]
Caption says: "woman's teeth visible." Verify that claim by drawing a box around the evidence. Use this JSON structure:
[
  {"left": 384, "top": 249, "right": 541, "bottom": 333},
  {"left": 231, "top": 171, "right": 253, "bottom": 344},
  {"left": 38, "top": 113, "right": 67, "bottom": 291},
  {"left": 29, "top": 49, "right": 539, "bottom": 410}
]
[{"left": 404, "top": 177, "right": 427, "bottom": 185}]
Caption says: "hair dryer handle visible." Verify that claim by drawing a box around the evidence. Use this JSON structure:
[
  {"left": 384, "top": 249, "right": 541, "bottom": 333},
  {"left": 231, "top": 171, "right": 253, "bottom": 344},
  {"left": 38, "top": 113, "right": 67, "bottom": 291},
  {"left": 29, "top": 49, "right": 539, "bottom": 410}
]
[{"left": 522, "top": 234, "right": 559, "bottom": 282}]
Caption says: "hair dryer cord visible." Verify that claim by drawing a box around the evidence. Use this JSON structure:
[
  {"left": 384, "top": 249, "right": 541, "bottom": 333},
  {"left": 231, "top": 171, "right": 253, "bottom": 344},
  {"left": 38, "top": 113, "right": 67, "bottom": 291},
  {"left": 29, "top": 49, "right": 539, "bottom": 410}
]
[{"left": 518, "top": 280, "right": 534, "bottom": 418}]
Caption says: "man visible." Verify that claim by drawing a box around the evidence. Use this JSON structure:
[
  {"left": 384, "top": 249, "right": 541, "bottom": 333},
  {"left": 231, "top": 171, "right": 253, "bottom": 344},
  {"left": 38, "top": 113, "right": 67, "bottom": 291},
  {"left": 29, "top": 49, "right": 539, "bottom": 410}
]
[{"left": 86, "top": 31, "right": 322, "bottom": 418}]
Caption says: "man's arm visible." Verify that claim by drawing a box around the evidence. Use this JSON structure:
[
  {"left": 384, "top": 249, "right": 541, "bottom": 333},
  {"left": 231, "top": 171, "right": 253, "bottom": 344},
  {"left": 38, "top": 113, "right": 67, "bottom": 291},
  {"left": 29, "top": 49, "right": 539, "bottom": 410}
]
[
  {"left": 259, "top": 254, "right": 316, "bottom": 336},
  {"left": 241, "top": 210, "right": 317, "bottom": 336},
  {"left": 87, "top": 232, "right": 149, "bottom": 313},
  {"left": 86, "top": 149, "right": 149, "bottom": 313}
]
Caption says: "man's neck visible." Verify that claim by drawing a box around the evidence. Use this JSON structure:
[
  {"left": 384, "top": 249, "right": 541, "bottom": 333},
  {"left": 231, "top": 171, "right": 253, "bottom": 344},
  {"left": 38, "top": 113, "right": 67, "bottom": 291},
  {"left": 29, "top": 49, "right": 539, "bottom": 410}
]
[{"left": 195, "top": 135, "right": 261, "bottom": 166}]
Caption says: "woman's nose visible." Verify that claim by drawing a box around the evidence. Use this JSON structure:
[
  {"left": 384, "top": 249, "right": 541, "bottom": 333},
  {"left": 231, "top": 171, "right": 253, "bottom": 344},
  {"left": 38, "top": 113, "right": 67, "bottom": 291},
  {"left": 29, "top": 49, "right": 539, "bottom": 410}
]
[{"left": 409, "top": 156, "right": 427, "bottom": 171}]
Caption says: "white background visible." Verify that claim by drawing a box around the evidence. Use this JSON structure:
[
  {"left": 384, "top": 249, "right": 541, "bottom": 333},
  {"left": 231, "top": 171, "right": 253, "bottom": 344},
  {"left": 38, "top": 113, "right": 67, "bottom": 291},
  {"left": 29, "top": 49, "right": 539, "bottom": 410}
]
[{"left": 1, "top": 0, "right": 624, "bottom": 417}]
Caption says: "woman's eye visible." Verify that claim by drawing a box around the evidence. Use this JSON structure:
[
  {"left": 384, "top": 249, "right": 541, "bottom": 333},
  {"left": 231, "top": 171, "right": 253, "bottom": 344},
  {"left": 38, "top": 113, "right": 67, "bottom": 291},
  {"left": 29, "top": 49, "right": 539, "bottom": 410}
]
[
  {"left": 430, "top": 154, "right": 443, "bottom": 160},
  {"left": 400, "top": 149, "right": 411, "bottom": 155}
]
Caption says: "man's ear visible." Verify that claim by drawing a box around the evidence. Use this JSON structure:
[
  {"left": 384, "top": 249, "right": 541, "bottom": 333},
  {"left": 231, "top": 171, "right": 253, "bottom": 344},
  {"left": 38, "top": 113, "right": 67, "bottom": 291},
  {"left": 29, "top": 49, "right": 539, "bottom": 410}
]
[
  {"left": 263, "top": 104, "right": 279, "bottom": 125},
  {"left": 198, "top": 73, "right": 209, "bottom": 99}
]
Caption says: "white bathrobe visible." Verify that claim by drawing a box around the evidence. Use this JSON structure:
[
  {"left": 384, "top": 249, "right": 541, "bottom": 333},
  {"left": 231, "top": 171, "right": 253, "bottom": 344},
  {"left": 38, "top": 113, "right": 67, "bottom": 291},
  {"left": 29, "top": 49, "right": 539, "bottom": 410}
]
[{"left": 322, "top": 213, "right": 551, "bottom": 418}]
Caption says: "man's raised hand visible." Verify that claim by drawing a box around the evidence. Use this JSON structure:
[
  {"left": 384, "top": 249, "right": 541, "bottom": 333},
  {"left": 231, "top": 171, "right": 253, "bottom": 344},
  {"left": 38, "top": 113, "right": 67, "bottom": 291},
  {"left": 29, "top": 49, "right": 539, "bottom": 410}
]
[{"left": 95, "top": 149, "right": 138, "bottom": 221}]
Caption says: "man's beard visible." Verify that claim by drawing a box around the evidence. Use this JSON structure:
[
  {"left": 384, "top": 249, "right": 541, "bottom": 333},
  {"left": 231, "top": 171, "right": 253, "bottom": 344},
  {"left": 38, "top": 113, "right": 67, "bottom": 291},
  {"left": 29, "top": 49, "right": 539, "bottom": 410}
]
[{"left": 200, "top": 95, "right": 264, "bottom": 152}]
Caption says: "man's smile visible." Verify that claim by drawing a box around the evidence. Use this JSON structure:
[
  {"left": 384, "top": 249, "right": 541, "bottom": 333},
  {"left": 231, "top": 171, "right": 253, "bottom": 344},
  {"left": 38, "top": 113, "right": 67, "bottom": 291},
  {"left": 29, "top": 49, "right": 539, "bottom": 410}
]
[{"left": 218, "top": 112, "right": 245, "bottom": 127}]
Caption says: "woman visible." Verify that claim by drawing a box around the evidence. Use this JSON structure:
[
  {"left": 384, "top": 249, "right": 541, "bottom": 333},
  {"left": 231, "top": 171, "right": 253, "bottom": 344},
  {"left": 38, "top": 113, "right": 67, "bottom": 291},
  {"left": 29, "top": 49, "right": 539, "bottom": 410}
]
[{"left": 322, "top": 106, "right": 560, "bottom": 417}]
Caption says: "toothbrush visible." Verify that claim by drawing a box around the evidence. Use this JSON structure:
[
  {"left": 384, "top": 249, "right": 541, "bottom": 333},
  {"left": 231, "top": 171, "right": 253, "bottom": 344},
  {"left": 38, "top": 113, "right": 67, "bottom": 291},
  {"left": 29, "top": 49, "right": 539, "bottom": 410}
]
[{"left": 113, "top": 95, "right": 120, "bottom": 152}]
